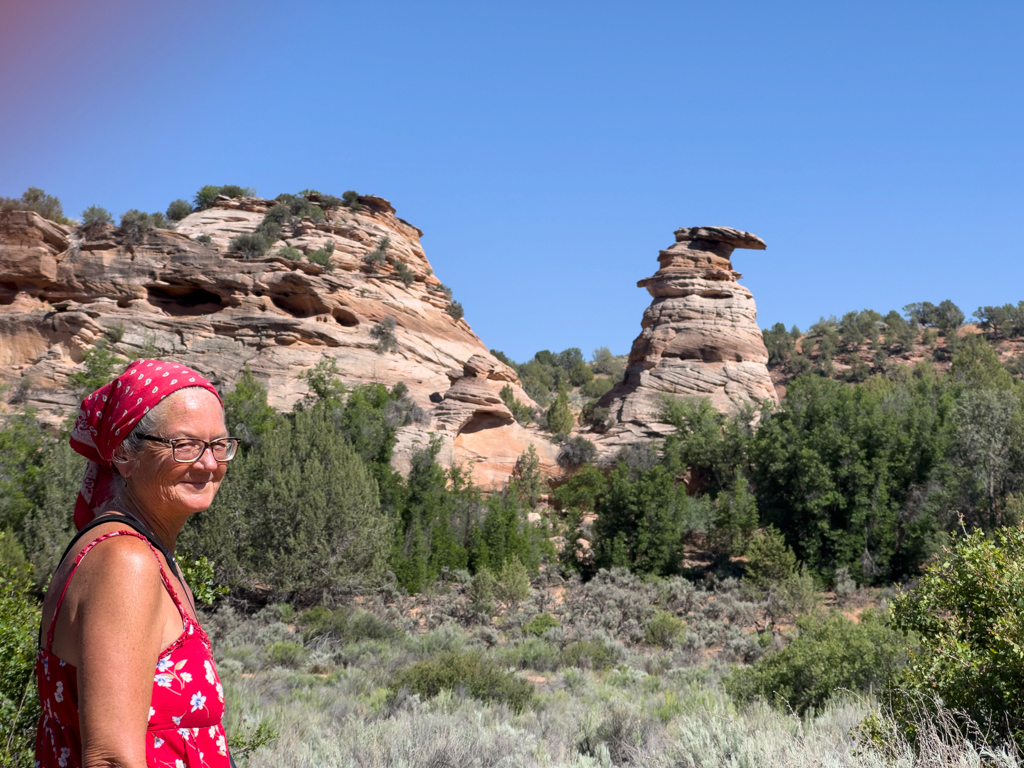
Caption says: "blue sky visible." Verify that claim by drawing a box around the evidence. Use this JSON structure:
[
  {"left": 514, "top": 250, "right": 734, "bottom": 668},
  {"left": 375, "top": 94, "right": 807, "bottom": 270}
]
[{"left": 2, "top": 0, "right": 1021, "bottom": 362}]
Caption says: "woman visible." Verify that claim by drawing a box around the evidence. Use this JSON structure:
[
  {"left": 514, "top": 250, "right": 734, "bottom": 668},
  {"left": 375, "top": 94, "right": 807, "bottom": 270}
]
[{"left": 36, "top": 359, "right": 239, "bottom": 768}]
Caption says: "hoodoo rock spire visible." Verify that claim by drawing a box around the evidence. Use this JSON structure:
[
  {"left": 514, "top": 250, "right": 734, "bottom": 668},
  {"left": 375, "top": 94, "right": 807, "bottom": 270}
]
[{"left": 595, "top": 225, "right": 778, "bottom": 452}]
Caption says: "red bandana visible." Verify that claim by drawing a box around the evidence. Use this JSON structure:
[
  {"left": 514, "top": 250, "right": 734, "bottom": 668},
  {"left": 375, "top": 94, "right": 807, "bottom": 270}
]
[{"left": 68, "top": 359, "right": 222, "bottom": 530}]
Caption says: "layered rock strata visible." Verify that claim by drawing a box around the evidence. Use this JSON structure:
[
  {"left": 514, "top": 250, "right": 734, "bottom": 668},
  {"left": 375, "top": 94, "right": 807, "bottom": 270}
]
[
  {"left": 0, "top": 198, "right": 556, "bottom": 487},
  {"left": 595, "top": 226, "right": 778, "bottom": 453}
]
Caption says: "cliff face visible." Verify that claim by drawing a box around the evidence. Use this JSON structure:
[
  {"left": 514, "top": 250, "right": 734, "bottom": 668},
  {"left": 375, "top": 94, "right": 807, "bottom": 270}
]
[
  {"left": 0, "top": 197, "right": 557, "bottom": 486},
  {"left": 595, "top": 226, "right": 778, "bottom": 453}
]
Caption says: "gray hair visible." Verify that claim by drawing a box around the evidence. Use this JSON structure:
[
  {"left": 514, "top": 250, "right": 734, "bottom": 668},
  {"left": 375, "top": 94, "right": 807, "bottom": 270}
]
[{"left": 110, "top": 386, "right": 214, "bottom": 498}]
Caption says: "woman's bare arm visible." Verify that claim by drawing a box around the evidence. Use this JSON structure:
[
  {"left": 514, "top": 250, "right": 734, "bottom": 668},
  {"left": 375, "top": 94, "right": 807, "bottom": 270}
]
[{"left": 69, "top": 536, "right": 167, "bottom": 768}]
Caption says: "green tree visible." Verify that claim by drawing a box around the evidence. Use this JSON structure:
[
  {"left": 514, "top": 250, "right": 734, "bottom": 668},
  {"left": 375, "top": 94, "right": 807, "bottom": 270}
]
[
  {"left": 190, "top": 406, "right": 391, "bottom": 598},
  {"left": 80, "top": 205, "right": 113, "bottom": 236},
  {"left": 223, "top": 364, "right": 278, "bottom": 444},
  {"left": 750, "top": 372, "right": 950, "bottom": 582},
  {"left": 948, "top": 388, "right": 1024, "bottom": 530},
  {"left": 165, "top": 199, "right": 193, "bottom": 221},
  {"left": 0, "top": 187, "right": 69, "bottom": 224},
  {"left": 0, "top": 532, "right": 40, "bottom": 767},
  {"left": 68, "top": 341, "right": 126, "bottom": 396},
  {"left": 727, "top": 611, "right": 907, "bottom": 716},
  {"left": 593, "top": 463, "right": 711, "bottom": 576},
  {"left": 886, "top": 527, "right": 1024, "bottom": 745},
  {"left": 299, "top": 357, "right": 347, "bottom": 407},
  {"left": 544, "top": 384, "right": 574, "bottom": 437}
]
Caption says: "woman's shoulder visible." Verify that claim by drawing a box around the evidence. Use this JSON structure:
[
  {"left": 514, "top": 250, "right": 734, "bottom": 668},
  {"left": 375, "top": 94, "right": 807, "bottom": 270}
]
[{"left": 53, "top": 522, "right": 166, "bottom": 599}]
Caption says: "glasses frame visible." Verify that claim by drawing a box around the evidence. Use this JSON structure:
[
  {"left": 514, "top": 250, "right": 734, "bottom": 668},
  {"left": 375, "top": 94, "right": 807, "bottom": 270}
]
[{"left": 139, "top": 435, "right": 240, "bottom": 464}]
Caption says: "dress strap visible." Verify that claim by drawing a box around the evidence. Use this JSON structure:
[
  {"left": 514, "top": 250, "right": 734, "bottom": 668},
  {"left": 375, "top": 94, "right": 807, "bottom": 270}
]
[{"left": 45, "top": 530, "right": 190, "bottom": 653}]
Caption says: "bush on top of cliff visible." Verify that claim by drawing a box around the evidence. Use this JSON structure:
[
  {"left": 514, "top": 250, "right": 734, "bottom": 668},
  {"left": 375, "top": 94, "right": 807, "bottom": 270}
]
[
  {"left": 193, "top": 184, "right": 256, "bottom": 210},
  {"left": 165, "top": 199, "right": 193, "bottom": 221},
  {"left": 0, "top": 187, "right": 71, "bottom": 225},
  {"left": 118, "top": 209, "right": 166, "bottom": 247}
]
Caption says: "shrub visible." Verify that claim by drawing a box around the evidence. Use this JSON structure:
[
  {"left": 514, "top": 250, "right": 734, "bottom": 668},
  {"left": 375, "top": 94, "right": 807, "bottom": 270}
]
[
  {"left": 341, "top": 190, "right": 363, "bottom": 211},
  {"left": 469, "top": 567, "right": 496, "bottom": 615},
  {"left": 437, "top": 283, "right": 454, "bottom": 301},
  {"left": 318, "top": 194, "right": 342, "bottom": 211},
  {"left": 165, "top": 199, "right": 193, "bottom": 221},
  {"left": 276, "top": 246, "right": 303, "bottom": 261},
  {"left": 80, "top": 205, "right": 112, "bottom": 235},
  {"left": 363, "top": 236, "right": 389, "bottom": 267},
  {"left": 502, "top": 638, "right": 561, "bottom": 671},
  {"left": 726, "top": 611, "right": 907, "bottom": 715},
  {"left": 494, "top": 556, "right": 531, "bottom": 611},
  {"left": 545, "top": 385, "right": 574, "bottom": 438},
  {"left": 393, "top": 259, "right": 416, "bottom": 287},
  {"left": 581, "top": 376, "right": 613, "bottom": 400},
  {"left": 0, "top": 532, "right": 40, "bottom": 767},
  {"left": 645, "top": 610, "right": 685, "bottom": 648},
  {"left": 743, "top": 526, "right": 796, "bottom": 590},
  {"left": 0, "top": 187, "right": 70, "bottom": 224},
  {"left": 561, "top": 637, "right": 621, "bottom": 670},
  {"left": 262, "top": 203, "right": 292, "bottom": 229},
  {"left": 306, "top": 240, "right": 334, "bottom": 270},
  {"left": 370, "top": 317, "right": 397, "bottom": 354},
  {"left": 884, "top": 527, "right": 1024, "bottom": 745},
  {"left": 391, "top": 650, "right": 535, "bottom": 712},
  {"left": 118, "top": 209, "right": 162, "bottom": 246},
  {"left": 68, "top": 341, "right": 126, "bottom": 395},
  {"left": 298, "top": 605, "right": 400, "bottom": 644},
  {"left": 230, "top": 232, "right": 268, "bottom": 260},
  {"left": 524, "top": 613, "right": 560, "bottom": 637},
  {"left": 193, "top": 184, "right": 254, "bottom": 210},
  {"left": 264, "top": 641, "right": 307, "bottom": 668},
  {"left": 557, "top": 436, "right": 597, "bottom": 468},
  {"left": 446, "top": 301, "right": 464, "bottom": 321},
  {"left": 499, "top": 384, "right": 532, "bottom": 426},
  {"left": 196, "top": 234, "right": 213, "bottom": 246}
]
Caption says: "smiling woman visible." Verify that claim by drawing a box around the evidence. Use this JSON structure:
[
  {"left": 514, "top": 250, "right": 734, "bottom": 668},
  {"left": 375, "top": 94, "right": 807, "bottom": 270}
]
[{"left": 35, "top": 360, "right": 236, "bottom": 768}]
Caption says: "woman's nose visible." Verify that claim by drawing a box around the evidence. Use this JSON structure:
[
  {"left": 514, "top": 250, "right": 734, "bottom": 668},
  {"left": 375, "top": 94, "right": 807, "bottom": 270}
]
[{"left": 194, "top": 445, "right": 220, "bottom": 471}]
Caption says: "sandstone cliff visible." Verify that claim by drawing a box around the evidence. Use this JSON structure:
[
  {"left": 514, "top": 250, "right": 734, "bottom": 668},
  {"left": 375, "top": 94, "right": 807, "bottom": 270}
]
[
  {"left": 0, "top": 197, "right": 557, "bottom": 486},
  {"left": 594, "top": 226, "right": 778, "bottom": 454}
]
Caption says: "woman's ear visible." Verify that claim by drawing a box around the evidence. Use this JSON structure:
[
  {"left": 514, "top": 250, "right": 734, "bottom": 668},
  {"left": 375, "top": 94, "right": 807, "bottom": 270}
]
[{"left": 111, "top": 452, "right": 135, "bottom": 479}]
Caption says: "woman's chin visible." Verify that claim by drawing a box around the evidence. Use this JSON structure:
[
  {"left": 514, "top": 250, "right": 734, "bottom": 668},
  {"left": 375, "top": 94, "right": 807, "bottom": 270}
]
[{"left": 174, "top": 483, "right": 218, "bottom": 513}]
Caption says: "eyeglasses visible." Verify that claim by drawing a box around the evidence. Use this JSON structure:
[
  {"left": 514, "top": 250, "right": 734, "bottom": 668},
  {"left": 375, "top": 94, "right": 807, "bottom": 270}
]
[{"left": 140, "top": 435, "right": 240, "bottom": 463}]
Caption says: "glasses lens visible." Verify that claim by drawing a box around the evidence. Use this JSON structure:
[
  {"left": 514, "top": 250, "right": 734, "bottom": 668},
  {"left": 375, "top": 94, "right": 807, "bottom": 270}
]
[
  {"left": 172, "top": 440, "right": 205, "bottom": 462},
  {"left": 211, "top": 439, "right": 238, "bottom": 461}
]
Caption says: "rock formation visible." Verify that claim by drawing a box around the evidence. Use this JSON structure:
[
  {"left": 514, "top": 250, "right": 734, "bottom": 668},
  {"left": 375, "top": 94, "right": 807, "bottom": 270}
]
[
  {"left": 0, "top": 197, "right": 557, "bottom": 487},
  {"left": 595, "top": 226, "right": 778, "bottom": 453}
]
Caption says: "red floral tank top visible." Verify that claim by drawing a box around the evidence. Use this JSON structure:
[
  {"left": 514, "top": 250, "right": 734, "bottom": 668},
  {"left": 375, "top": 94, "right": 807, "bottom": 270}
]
[{"left": 35, "top": 530, "right": 231, "bottom": 768}]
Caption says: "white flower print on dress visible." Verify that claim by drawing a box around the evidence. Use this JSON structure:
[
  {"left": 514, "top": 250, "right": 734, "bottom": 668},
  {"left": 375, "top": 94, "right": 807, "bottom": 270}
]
[
  {"left": 157, "top": 657, "right": 174, "bottom": 672},
  {"left": 58, "top": 748, "right": 70, "bottom": 767},
  {"left": 216, "top": 681, "right": 224, "bottom": 702},
  {"left": 204, "top": 659, "right": 216, "bottom": 684},
  {"left": 216, "top": 733, "right": 228, "bottom": 756},
  {"left": 154, "top": 736, "right": 164, "bottom": 748},
  {"left": 172, "top": 715, "right": 182, "bottom": 725},
  {"left": 175, "top": 761, "right": 186, "bottom": 768},
  {"left": 180, "top": 671, "right": 192, "bottom": 683},
  {"left": 190, "top": 691, "right": 207, "bottom": 712},
  {"left": 155, "top": 673, "right": 174, "bottom": 688},
  {"left": 149, "top": 706, "right": 155, "bottom": 721},
  {"left": 53, "top": 681, "right": 63, "bottom": 703}
]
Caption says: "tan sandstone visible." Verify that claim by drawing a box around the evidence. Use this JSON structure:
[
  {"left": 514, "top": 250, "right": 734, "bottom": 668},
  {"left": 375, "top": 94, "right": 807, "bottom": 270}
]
[
  {"left": 594, "top": 226, "right": 778, "bottom": 455},
  {"left": 0, "top": 198, "right": 557, "bottom": 487}
]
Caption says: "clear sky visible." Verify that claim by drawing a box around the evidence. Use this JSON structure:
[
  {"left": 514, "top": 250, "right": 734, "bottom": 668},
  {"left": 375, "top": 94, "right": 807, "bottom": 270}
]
[{"left": 2, "top": 0, "right": 1021, "bottom": 362}]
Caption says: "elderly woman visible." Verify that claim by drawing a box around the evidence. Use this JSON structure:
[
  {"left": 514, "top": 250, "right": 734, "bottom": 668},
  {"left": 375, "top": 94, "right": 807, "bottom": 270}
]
[{"left": 35, "top": 360, "right": 239, "bottom": 768}]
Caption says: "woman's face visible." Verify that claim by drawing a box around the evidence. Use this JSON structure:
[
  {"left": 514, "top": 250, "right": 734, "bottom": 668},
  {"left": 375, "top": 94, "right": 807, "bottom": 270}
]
[{"left": 120, "top": 388, "right": 229, "bottom": 519}]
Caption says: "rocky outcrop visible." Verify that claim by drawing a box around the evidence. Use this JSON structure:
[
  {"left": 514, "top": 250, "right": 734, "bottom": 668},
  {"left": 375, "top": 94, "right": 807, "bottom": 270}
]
[
  {"left": 0, "top": 198, "right": 555, "bottom": 488},
  {"left": 594, "top": 226, "right": 778, "bottom": 453}
]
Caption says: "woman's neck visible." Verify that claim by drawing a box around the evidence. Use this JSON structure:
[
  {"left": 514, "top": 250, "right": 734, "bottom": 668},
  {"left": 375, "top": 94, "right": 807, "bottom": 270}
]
[{"left": 112, "top": 487, "right": 184, "bottom": 556}]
